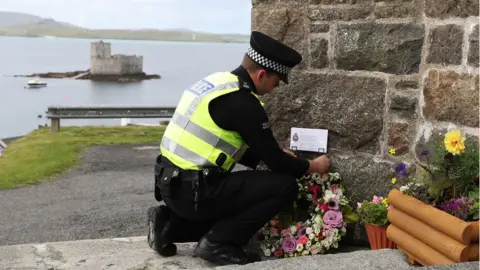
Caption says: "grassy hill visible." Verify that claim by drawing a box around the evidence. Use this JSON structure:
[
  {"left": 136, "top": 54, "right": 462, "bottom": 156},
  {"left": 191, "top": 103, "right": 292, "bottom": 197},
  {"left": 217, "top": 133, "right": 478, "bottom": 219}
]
[{"left": 0, "top": 11, "right": 249, "bottom": 43}]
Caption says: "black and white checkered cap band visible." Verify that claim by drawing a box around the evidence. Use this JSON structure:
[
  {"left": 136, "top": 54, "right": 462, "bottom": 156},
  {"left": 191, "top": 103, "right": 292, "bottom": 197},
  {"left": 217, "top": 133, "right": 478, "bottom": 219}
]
[{"left": 246, "top": 47, "right": 291, "bottom": 75}]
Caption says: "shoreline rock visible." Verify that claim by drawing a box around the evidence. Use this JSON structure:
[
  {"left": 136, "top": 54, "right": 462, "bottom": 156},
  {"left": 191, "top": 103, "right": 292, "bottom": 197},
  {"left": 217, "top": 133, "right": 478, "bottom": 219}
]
[{"left": 14, "top": 70, "right": 161, "bottom": 83}]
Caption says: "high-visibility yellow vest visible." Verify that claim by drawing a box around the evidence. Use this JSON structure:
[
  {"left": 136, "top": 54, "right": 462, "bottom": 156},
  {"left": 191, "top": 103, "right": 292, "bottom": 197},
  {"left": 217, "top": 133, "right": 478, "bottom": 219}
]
[{"left": 160, "top": 72, "right": 263, "bottom": 172}]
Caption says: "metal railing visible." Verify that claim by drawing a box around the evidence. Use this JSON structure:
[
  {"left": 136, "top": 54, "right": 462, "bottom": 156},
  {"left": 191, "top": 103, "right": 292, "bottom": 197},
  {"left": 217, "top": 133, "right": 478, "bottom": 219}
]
[{"left": 46, "top": 105, "right": 176, "bottom": 132}]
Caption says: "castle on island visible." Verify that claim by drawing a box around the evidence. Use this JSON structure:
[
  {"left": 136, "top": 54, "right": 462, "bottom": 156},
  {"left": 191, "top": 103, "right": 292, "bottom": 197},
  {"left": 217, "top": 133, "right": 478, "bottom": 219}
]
[{"left": 90, "top": 40, "right": 143, "bottom": 76}]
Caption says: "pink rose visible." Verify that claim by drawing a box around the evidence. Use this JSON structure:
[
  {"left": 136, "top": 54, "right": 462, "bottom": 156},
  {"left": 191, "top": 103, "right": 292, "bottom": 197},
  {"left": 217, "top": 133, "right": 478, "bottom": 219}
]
[
  {"left": 282, "top": 236, "right": 297, "bottom": 253},
  {"left": 323, "top": 225, "right": 335, "bottom": 242},
  {"left": 323, "top": 210, "right": 344, "bottom": 228}
]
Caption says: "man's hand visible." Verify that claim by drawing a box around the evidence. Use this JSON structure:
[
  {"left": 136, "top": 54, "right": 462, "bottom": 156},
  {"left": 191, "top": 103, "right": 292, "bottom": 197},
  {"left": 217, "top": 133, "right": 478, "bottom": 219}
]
[
  {"left": 283, "top": 148, "right": 296, "bottom": 157},
  {"left": 308, "top": 155, "right": 331, "bottom": 175}
]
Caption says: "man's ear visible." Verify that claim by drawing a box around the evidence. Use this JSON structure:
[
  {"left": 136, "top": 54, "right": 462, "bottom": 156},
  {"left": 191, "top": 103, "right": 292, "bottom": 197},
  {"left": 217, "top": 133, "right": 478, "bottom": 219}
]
[{"left": 256, "top": 69, "right": 267, "bottom": 81}]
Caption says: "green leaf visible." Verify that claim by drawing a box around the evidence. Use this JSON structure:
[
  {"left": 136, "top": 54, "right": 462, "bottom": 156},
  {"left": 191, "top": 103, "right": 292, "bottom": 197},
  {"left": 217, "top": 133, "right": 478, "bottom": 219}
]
[
  {"left": 342, "top": 204, "right": 359, "bottom": 224},
  {"left": 428, "top": 179, "right": 453, "bottom": 197}
]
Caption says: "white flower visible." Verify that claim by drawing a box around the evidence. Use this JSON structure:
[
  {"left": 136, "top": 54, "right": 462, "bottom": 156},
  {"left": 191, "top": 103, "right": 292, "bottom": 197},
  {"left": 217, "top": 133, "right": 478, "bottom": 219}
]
[
  {"left": 309, "top": 233, "right": 316, "bottom": 240},
  {"left": 400, "top": 185, "right": 409, "bottom": 192},
  {"left": 321, "top": 239, "right": 330, "bottom": 248},
  {"left": 296, "top": 244, "right": 304, "bottom": 252},
  {"left": 315, "top": 206, "right": 320, "bottom": 212},
  {"left": 264, "top": 249, "right": 271, "bottom": 256},
  {"left": 290, "top": 226, "right": 297, "bottom": 234},
  {"left": 302, "top": 250, "right": 310, "bottom": 256},
  {"left": 323, "top": 190, "right": 335, "bottom": 201},
  {"left": 306, "top": 194, "right": 313, "bottom": 201},
  {"left": 314, "top": 214, "right": 322, "bottom": 224},
  {"left": 332, "top": 242, "right": 338, "bottom": 249},
  {"left": 330, "top": 172, "right": 340, "bottom": 181},
  {"left": 314, "top": 226, "right": 321, "bottom": 234},
  {"left": 306, "top": 227, "right": 313, "bottom": 235},
  {"left": 306, "top": 241, "right": 312, "bottom": 247}
]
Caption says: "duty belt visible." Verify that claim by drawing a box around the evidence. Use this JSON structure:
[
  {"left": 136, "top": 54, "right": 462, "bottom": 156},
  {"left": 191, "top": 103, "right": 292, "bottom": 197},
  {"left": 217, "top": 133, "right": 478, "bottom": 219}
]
[{"left": 157, "top": 155, "right": 226, "bottom": 211}]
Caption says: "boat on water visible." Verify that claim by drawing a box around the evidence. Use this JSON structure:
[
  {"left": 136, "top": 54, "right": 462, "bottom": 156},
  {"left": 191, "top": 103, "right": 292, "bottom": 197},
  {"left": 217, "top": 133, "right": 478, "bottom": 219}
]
[{"left": 27, "top": 77, "right": 47, "bottom": 88}]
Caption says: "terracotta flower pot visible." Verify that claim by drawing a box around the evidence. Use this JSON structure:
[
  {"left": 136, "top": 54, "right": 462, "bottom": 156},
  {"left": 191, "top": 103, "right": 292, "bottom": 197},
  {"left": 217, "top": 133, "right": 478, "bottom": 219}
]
[{"left": 365, "top": 223, "right": 398, "bottom": 250}]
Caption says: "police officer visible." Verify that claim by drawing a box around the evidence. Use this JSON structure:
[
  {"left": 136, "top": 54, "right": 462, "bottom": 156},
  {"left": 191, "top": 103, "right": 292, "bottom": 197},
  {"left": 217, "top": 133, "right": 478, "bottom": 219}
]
[{"left": 147, "top": 31, "right": 331, "bottom": 265}]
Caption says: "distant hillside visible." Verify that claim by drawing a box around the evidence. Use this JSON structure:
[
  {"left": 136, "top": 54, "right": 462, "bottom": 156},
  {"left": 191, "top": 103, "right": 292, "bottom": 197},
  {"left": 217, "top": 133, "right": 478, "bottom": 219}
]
[
  {"left": 0, "top": 11, "right": 249, "bottom": 43},
  {"left": 0, "top": 11, "right": 43, "bottom": 27}
]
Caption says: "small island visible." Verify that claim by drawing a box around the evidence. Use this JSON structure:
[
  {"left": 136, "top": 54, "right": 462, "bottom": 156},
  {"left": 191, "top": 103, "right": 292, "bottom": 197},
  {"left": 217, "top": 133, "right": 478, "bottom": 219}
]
[{"left": 15, "top": 40, "right": 161, "bottom": 83}]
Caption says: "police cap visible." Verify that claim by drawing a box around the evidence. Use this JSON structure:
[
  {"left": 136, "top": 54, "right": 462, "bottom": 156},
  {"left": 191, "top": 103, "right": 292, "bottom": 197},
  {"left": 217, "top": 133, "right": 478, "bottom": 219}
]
[{"left": 246, "top": 31, "right": 302, "bottom": 84}]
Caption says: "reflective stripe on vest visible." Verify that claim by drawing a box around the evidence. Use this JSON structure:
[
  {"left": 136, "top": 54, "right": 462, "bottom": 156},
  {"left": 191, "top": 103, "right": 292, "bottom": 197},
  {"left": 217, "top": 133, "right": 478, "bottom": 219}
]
[{"left": 160, "top": 72, "right": 256, "bottom": 171}]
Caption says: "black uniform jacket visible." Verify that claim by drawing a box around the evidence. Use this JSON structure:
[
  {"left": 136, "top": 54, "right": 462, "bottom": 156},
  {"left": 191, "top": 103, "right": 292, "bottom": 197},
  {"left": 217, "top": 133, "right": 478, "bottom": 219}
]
[{"left": 207, "top": 66, "right": 310, "bottom": 179}]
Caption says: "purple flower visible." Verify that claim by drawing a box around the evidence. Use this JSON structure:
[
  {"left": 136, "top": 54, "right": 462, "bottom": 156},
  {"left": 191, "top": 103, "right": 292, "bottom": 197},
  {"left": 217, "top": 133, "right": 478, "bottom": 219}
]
[
  {"left": 296, "top": 228, "right": 306, "bottom": 237},
  {"left": 281, "top": 236, "right": 297, "bottom": 253},
  {"left": 395, "top": 163, "right": 406, "bottom": 173},
  {"left": 323, "top": 210, "right": 344, "bottom": 228},
  {"left": 395, "top": 163, "right": 408, "bottom": 179},
  {"left": 437, "top": 197, "right": 470, "bottom": 221},
  {"left": 327, "top": 198, "right": 340, "bottom": 210},
  {"left": 420, "top": 149, "right": 430, "bottom": 156}
]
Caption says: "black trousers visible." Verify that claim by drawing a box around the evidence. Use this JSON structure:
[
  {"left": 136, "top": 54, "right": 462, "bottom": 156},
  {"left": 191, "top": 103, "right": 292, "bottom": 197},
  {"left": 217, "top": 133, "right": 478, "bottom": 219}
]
[{"left": 159, "top": 168, "right": 298, "bottom": 246}]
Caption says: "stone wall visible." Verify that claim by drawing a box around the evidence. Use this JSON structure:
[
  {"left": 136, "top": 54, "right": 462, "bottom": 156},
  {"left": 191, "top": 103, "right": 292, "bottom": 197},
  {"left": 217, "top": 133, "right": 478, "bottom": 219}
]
[
  {"left": 251, "top": 0, "right": 479, "bottom": 243},
  {"left": 119, "top": 55, "right": 144, "bottom": 75},
  {"left": 91, "top": 57, "right": 122, "bottom": 75}
]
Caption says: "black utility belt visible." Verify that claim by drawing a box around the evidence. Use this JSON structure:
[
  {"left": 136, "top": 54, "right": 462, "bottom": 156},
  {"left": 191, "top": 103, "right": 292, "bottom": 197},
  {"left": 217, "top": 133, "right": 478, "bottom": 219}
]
[{"left": 156, "top": 164, "right": 226, "bottom": 182}]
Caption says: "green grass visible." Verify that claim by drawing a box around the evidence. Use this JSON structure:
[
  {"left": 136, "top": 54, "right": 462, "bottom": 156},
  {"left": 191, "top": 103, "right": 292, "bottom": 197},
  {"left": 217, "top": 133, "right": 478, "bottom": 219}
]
[{"left": 0, "top": 126, "right": 165, "bottom": 190}]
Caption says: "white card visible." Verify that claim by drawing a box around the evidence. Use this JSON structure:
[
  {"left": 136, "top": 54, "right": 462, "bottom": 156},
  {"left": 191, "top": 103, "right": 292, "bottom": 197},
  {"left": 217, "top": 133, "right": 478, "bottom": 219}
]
[{"left": 290, "top": 127, "right": 328, "bottom": 153}]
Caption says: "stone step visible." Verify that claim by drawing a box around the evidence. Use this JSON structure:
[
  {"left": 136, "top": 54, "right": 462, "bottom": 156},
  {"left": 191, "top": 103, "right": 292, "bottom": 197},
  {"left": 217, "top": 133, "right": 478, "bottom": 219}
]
[{"left": 1, "top": 236, "right": 478, "bottom": 270}]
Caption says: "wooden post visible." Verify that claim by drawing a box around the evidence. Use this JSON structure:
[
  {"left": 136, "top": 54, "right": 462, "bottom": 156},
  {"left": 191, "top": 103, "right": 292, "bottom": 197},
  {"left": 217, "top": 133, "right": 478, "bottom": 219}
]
[
  {"left": 51, "top": 118, "right": 60, "bottom": 132},
  {"left": 386, "top": 225, "right": 456, "bottom": 266},
  {"left": 388, "top": 189, "right": 472, "bottom": 245},
  {"left": 388, "top": 206, "right": 469, "bottom": 262}
]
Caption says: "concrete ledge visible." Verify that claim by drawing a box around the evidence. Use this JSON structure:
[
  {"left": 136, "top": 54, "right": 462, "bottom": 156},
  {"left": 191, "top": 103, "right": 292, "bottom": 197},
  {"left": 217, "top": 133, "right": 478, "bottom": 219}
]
[{"left": 1, "top": 236, "right": 479, "bottom": 270}]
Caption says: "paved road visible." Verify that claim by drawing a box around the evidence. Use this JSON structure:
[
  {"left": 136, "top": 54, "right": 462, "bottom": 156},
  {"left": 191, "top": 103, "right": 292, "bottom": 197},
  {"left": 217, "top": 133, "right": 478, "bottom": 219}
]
[{"left": 0, "top": 144, "right": 162, "bottom": 246}]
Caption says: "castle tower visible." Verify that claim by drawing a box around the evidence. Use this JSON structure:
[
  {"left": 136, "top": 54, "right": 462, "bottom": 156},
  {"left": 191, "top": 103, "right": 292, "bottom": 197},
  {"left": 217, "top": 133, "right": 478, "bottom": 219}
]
[
  {"left": 90, "top": 40, "right": 112, "bottom": 75},
  {"left": 90, "top": 40, "right": 111, "bottom": 59}
]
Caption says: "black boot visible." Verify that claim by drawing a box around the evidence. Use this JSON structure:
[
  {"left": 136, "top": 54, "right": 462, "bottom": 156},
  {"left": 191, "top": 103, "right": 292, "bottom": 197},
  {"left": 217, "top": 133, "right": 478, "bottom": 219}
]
[
  {"left": 147, "top": 205, "right": 177, "bottom": 257},
  {"left": 194, "top": 235, "right": 262, "bottom": 266}
]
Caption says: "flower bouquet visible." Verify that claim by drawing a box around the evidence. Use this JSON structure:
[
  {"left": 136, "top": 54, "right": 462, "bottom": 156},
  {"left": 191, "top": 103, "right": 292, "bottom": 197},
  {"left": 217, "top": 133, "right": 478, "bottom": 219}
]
[{"left": 257, "top": 172, "right": 359, "bottom": 258}]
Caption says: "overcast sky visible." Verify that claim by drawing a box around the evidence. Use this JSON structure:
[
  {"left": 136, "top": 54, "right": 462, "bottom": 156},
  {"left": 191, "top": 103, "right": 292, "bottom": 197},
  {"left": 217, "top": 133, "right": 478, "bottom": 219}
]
[{"left": 1, "top": 0, "right": 253, "bottom": 34}]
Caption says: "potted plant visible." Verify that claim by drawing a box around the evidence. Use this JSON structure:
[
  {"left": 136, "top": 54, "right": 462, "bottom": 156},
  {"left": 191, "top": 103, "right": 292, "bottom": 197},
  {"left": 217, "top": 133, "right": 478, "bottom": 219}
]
[
  {"left": 390, "top": 129, "right": 479, "bottom": 224},
  {"left": 356, "top": 195, "right": 397, "bottom": 250},
  {"left": 386, "top": 129, "right": 479, "bottom": 265}
]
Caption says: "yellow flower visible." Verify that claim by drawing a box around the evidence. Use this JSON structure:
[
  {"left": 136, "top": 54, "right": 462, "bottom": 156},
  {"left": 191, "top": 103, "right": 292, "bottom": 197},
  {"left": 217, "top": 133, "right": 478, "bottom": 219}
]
[
  {"left": 391, "top": 177, "right": 397, "bottom": 184},
  {"left": 444, "top": 130, "right": 466, "bottom": 155},
  {"left": 389, "top": 148, "right": 396, "bottom": 155},
  {"left": 381, "top": 198, "right": 389, "bottom": 207}
]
